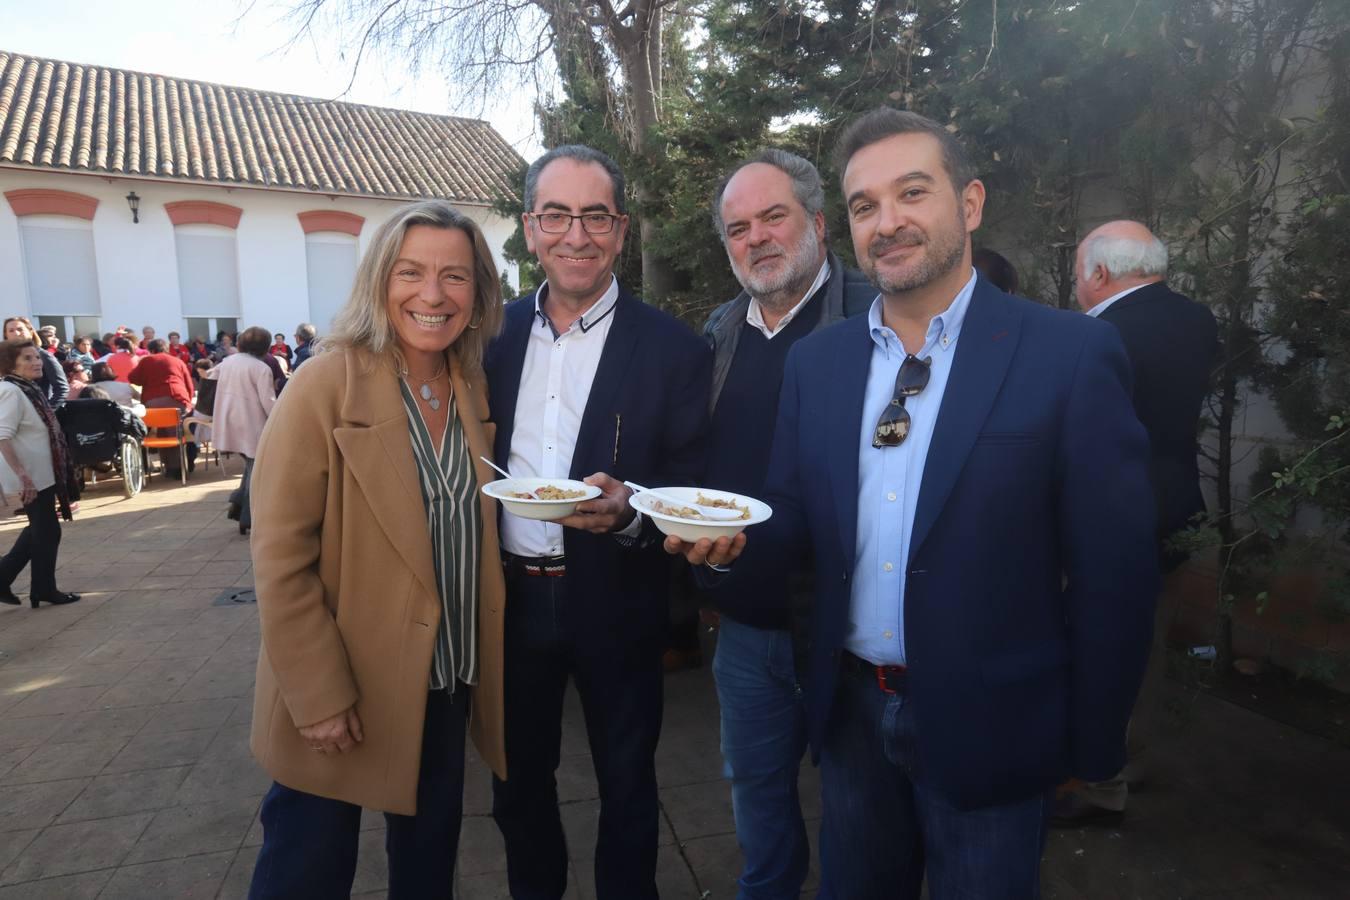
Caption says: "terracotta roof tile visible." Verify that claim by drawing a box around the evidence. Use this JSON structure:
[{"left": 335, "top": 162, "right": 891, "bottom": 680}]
[{"left": 0, "top": 50, "right": 525, "bottom": 204}]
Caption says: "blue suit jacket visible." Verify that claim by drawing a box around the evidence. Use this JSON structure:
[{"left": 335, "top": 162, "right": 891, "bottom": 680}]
[
  {"left": 484, "top": 287, "right": 712, "bottom": 651},
  {"left": 739, "top": 278, "right": 1158, "bottom": 810}
]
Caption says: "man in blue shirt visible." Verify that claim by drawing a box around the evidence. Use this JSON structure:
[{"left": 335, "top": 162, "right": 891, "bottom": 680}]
[{"left": 670, "top": 108, "right": 1158, "bottom": 897}]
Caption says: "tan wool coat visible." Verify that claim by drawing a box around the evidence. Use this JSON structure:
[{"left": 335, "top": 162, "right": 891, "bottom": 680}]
[{"left": 248, "top": 347, "right": 506, "bottom": 815}]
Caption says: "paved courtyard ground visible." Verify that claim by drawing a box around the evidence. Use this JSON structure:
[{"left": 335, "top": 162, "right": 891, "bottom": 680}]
[{"left": 1, "top": 467, "right": 1348, "bottom": 898}]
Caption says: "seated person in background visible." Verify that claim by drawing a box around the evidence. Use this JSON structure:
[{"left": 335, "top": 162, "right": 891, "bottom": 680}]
[
  {"left": 189, "top": 335, "right": 214, "bottom": 361},
  {"left": 193, "top": 358, "right": 214, "bottom": 385},
  {"left": 268, "top": 333, "right": 293, "bottom": 365},
  {"left": 70, "top": 337, "right": 97, "bottom": 368},
  {"left": 80, "top": 387, "right": 149, "bottom": 440},
  {"left": 166, "top": 332, "right": 193, "bottom": 365},
  {"left": 100, "top": 338, "right": 139, "bottom": 382},
  {"left": 130, "top": 339, "right": 195, "bottom": 412},
  {"left": 88, "top": 362, "right": 144, "bottom": 417},
  {"left": 62, "top": 359, "right": 91, "bottom": 399}
]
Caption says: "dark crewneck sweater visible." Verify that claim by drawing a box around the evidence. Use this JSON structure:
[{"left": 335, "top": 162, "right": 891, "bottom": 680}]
[{"left": 704, "top": 289, "right": 822, "bottom": 629}]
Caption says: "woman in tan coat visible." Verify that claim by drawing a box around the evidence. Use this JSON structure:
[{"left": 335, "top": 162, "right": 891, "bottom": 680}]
[{"left": 247, "top": 200, "right": 506, "bottom": 898}]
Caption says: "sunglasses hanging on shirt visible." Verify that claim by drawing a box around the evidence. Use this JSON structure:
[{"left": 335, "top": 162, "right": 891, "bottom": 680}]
[{"left": 872, "top": 354, "right": 932, "bottom": 448}]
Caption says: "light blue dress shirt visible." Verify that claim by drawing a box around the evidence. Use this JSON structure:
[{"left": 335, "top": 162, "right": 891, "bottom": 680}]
[{"left": 846, "top": 269, "right": 977, "bottom": 667}]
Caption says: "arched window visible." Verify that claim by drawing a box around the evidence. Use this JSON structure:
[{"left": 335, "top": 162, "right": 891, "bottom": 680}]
[
  {"left": 167, "top": 201, "right": 243, "bottom": 342},
  {"left": 4, "top": 189, "right": 102, "bottom": 340},
  {"left": 299, "top": 211, "right": 364, "bottom": 332}
]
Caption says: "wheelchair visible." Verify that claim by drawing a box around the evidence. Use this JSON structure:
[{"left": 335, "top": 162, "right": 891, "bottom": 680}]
[{"left": 55, "top": 398, "right": 149, "bottom": 498}]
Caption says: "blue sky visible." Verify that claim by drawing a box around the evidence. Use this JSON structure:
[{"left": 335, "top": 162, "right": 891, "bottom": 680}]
[{"left": 0, "top": 0, "right": 544, "bottom": 157}]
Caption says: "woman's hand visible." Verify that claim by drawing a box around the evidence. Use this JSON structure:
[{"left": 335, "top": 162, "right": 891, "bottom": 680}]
[
  {"left": 298, "top": 706, "right": 364, "bottom": 755},
  {"left": 19, "top": 474, "right": 36, "bottom": 508}
]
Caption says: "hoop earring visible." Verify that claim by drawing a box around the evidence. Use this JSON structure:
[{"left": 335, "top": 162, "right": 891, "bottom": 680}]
[{"left": 467, "top": 311, "right": 483, "bottom": 330}]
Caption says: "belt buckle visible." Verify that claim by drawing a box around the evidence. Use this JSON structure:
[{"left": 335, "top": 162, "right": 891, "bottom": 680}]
[{"left": 875, "top": 664, "right": 906, "bottom": 695}]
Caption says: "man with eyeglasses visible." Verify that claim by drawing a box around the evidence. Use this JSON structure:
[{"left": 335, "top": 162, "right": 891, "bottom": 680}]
[
  {"left": 484, "top": 144, "right": 711, "bottom": 899},
  {"left": 669, "top": 108, "right": 1158, "bottom": 897}
]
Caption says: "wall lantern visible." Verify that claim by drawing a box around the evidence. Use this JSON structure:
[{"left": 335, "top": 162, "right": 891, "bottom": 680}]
[{"left": 126, "top": 191, "right": 140, "bottom": 224}]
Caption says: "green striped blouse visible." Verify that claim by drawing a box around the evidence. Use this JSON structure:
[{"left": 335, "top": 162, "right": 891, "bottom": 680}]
[{"left": 399, "top": 381, "right": 480, "bottom": 693}]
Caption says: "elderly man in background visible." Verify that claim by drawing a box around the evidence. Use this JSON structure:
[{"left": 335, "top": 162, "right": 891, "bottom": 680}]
[
  {"left": 293, "top": 323, "right": 317, "bottom": 368},
  {"left": 700, "top": 148, "right": 873, "bottom": 899},
  {"left": 1055, "top": 219, "right": 1219, "bottom": 826}
]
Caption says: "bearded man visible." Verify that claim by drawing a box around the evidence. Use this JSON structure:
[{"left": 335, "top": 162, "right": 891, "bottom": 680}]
[
  {"left": 669, "top": 108, "right": 1158, "bottom": 898},
  {"left": 699, "top": 148, "right": 872, "bottom": 899}
]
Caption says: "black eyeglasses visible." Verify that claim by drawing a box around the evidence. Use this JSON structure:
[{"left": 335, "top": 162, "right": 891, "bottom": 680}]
[
  {"left": 872, "top": 354, "right": 932, "bottom": 448},
  {"left": 528, "top": 211, "right": 622, "bottom": 235}
]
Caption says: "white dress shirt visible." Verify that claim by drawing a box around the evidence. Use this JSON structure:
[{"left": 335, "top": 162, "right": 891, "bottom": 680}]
[
  {"left": 502, "top": 276, "right": 635, "bottom": 557},
  {"left": 745, "top": 259, "right": 831, "bottom": 339},
  {"left": 1086, "top": 283, "right": 1150, "bottom": 318}
]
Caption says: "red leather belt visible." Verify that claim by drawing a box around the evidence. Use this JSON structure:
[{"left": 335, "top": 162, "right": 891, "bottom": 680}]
[{"left": 841, "top": 649, "right": 908, "bottom": 695}]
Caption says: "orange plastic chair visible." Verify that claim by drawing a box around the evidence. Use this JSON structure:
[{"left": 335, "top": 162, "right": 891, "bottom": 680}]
[{"left": 140, "top": 407, "right": 190, "bottom": 486}]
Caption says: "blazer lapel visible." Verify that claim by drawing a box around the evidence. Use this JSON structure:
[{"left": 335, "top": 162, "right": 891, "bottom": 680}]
[
  {"left": 908, "top": 283, "right": 1021, "bottom": 563},
  {"left": 829, "top": 319, "right": 872, "bottom": 571},
  {"left": 451, "top": 360, "right": 500, "bottom": 544},
  {"left": 491, "top": 295, "right": 535, "bottom": 466},
  {"left": 331, "top": 356, "right": 439, "bottom": 601},
  {"left": 570, "top": 291, "right": 641, "bottom": 478}
]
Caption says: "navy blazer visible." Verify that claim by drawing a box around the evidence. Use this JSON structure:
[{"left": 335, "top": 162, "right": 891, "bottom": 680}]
[
  {"left": 734, "top": 278, "right": 1159, "bottom": 810},
  {"left": 1096, "top": 281, "right": 1218, "bottom": 546},
  {"left": 485, "top": 287, "right": 712, "bottom": 651}
]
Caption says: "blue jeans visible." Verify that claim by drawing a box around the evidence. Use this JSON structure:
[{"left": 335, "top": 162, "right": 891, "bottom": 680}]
[
  {"left": 713, "top": 617, "right": 809, "bottom": 900},
  {"left": 248, "top": 687, "right": 468, "bottom": 899},
  {"left": 818, "top": 665, "right": 1050, "bottom": 900}
]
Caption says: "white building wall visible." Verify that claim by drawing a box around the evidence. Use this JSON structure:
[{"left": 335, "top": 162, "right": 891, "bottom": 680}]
[{"left": 0, "top": 168, "right": 518, "bottom": 339}]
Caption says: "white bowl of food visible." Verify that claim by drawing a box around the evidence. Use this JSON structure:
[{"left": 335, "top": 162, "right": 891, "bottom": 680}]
[
  {"left": 483, "top": 478, "right": 601, "bottom": 521},
  {"left": 629, "top": 486, "right": 772, "bottom": 542}
]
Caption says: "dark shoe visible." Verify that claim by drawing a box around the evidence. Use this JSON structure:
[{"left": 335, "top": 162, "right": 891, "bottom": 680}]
[
  {"left": 30, "top": 591, "right": 81, "bottom": 608},
  {"left": 226, "top": 502, "right": 241, "bottom": 521},
  {"left": 0, "top": 587, "right": 19, "bottom": 606},
  {"left": 1049, "top": 792, "right": 1125, "bottom": 828}
]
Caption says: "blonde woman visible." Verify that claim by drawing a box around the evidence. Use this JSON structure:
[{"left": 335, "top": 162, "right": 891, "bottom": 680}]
[{"left": 247, "top": 201, "right": 506, "bottom": 897}]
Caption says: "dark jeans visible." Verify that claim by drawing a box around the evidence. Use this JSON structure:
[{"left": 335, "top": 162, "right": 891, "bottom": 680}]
[
  {"left": 248, "top": 687, "right": 468, "bottom": 899},
  {"left": 491, "top": 569, "right": 663, "bottom": 900},
  {"left": 818, "top": 666, "right": 1051, "bottom": 900},
  {"left": 713, "top": 618, "right": 809, "bottom": 900},
  {"left": 0, "top": 485, "right": 60, "bottom": 598},
  {"left": 230, "top": 456, "right": 255, "bottom": 529}
]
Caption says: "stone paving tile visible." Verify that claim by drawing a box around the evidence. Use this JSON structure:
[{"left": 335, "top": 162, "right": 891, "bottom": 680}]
[
  {"left": 175, "top": 755, "right": 272, "bottom": 806},
  {"left": 0, "top": 778, "right": 89, "bottom": 832},
  {"left": 0, "top": 812, "right": 152, "bottom": 884},
  {"left": 660, "top": 779, "right": 737, "bottom": 841},
  {"left": 0, "top": 738, "right": 128, "bottom": 786},
  {"left": 56, "top": 766, "right": 192, "bottom": 824},
  {"left": 0, "top": 869, "right": 113, "bottom": 899},
  {"left": 122, "top": 795, "right": 260, "bottom": 865},
  {"left": 139, "top": 697, "right": 236, "bottom": 736},
  {"left": 102, "top": 727, "right": 216, "bottom": 774},
  {"left": 98, "top": 849, "right": 234, "bottom": 899},
  {"left": 0, "top": 831, "right": 37, "bottom": 877},
  {"left": 217, "top": 847, "right": 254, "bottom": 900},
  {"left": 0, "top": 716, "right": 63, "bottom": 752},
  {"left": 46, "top": 705, "right": 152, "bottom": 744}
]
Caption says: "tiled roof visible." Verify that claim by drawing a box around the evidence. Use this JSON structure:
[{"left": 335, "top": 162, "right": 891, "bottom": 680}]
[{"left": 0, "top": 50, "right": 525, "bottom": 205}]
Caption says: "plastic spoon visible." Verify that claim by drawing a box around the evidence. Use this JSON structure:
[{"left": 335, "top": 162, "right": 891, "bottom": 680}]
[
  {"left": 623, "top": 481, "right": 744, "bottom": 521},
  {"left": 479, "top": 456, "right": 512, "bottom": 480}
]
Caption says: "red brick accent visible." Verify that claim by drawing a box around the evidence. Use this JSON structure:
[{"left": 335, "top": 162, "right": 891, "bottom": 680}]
[
  {"left": 164, "top": 200, "right": 243, "bottom": 228},
  {"left": 297, "top": 210, "right": 364, "bottom": 236},
  {"left": 4, "top": 188, "right": 99, "bottom": 219}
]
